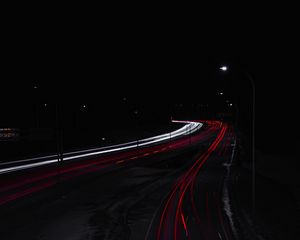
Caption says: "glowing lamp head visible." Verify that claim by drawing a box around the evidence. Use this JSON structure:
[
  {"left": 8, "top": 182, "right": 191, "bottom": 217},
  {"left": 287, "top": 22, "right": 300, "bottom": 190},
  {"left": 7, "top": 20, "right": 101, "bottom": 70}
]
[{"left": 220, "top": 66, "right": 228, "bottom": 71}]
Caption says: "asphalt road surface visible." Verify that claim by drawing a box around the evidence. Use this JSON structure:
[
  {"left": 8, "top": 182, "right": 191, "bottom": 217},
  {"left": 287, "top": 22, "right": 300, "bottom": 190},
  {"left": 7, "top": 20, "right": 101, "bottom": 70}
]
[{"left": 0, "top": 120, "right": 239, "bottom": 240}]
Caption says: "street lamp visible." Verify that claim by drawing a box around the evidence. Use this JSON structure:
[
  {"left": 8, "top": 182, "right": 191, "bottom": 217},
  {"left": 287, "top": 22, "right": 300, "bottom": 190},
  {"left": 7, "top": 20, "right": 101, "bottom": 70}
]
[
  {"left": 100, "top": 137, "right": 106, "bottom": 147},
  {"left": 134, "top": 110, "right": 140, "bottom": 157},
  {"left": 219, "top": 65, "right": 256, "bottom": 215},
  {"left": 33, "top": 85, "right": 39, "bottom": 128},
  {"left": 220, "top": 65, "right": 228, "bottom": 72}
]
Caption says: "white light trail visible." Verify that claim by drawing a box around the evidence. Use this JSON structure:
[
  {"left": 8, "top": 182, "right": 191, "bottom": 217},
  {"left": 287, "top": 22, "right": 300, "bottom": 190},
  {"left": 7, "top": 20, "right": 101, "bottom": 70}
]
[{"left": 0, "top": 121, "right": 203, "bottom": 174}]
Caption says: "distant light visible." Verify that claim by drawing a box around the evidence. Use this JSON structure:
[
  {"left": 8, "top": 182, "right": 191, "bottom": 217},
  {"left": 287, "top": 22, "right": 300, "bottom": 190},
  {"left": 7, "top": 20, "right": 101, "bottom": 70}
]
[
  {"left": 219, "top": 92, "right": 224, "bottom": 95},
  {"left": 44, "top": 103, "right": 47, "bottom": 107},
  {"left": 229, "top": 103, "right": 233, "bottom": 106},
  {"left": 34, "top": 86, "right": 38, "bottom": 89},
  {"left": 123, "top": 97, "right": 127, "bottom": 101},
  {"left": 101, "top": 137, "right": 105, "bottom": 141},
  {"left": 220, "top": 66, "right": 228, "bottom": 71},
  {"left": 134, "top": 110, "right": 138, "bottom": 115},
  {"left": 82, "top": 105, "right": 86, "bottom": 108}
]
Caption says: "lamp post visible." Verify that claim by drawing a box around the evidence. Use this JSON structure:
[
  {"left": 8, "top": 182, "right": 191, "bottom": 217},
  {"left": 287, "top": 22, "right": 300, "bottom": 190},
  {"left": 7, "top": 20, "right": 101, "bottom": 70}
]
[
  {"left": 33, "top": 85, "right": 40, "bottom": 128},
  {"left": 220, "top": 65, "right": 256, "bottom": 215},
  {"left": 134, "top": 110, "right": 139, "bottom": 158}
]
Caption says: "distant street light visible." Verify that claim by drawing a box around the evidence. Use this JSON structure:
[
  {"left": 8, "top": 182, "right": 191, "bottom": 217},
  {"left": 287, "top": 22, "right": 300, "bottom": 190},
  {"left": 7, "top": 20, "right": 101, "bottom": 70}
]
[
  {"left": 33, "top": 85, "right": 39, "bottom": 128},
  {"left": 133, "top": 110, "right": 140, "bottom": 158},
  {"left": 220, "top": 65, "right": 228, "bottom": 71}
]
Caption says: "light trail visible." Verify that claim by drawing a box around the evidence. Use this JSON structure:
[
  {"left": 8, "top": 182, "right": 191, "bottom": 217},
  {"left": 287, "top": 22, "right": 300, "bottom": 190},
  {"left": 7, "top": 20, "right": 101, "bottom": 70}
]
[
  {"left": 0, "top": 119, "right": 238, "bottom": 239},
  {"left": 0, "top": 120, "right": 206, "bottom": 206},
  {"left": 0, "top": 121, "right": 202, "bottom": 175},
  {"left": 156, "top": 122, "right": 228, "bottom": 240}
]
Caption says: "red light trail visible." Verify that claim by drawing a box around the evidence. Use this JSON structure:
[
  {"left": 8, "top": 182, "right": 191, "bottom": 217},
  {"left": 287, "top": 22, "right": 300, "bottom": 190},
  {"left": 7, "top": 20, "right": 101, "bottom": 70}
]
[{"left": 155, "top": 122, "right": 233, "bottom": 240}]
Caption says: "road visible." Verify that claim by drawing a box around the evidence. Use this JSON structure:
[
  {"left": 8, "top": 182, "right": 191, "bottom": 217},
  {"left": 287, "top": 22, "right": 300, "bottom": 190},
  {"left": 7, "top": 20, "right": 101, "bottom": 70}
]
[{"left": 0, "top": 120, "right": 237, "bottom": 240}]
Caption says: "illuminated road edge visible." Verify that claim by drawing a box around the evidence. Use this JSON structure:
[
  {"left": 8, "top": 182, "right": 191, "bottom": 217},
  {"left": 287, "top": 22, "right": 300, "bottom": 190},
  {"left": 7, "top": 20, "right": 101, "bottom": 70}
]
[{"left": 0, "top": 121, "right": 202, "bottom": 175}]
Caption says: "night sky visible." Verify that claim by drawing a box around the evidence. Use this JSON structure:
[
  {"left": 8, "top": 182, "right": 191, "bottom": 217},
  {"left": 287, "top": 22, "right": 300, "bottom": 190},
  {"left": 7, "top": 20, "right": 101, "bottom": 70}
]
[{"left": 1, "top": 24, "right": 299, "bottom": 157}]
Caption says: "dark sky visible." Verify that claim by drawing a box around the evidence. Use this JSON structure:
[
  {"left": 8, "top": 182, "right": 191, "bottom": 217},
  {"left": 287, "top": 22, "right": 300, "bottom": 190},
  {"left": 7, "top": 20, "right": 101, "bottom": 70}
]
[{"left": 1, "top": 21, "right": 299, "bottom": 155}]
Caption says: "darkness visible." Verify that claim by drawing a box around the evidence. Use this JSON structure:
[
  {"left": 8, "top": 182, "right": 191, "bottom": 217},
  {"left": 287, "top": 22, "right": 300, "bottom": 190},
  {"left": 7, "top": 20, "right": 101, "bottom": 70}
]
[
  {"left": 1, "top": 10, "right": 300, "bottom": 240},
  {"left": 1, "top": 19, "right": 299, "bottom": 160}
]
